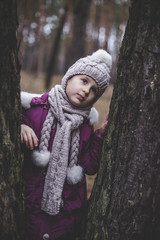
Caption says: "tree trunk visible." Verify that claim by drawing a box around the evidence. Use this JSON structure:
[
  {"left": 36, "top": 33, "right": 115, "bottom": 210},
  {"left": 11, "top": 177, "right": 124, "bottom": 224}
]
[
  {"left": 65, "top": 0, "right": 92, "bottom": 71},
  {"left": 92, "top": 3, "right": 102, "bottom": 51},
  {"left": 80, "top": 0, "right": 160, "bottom": 239},
  {"left": 45, "top": 3, "right": 68, "bottom": 90},
  {"left": 0, "top": 1, "right": 26, "bottom": 239}
]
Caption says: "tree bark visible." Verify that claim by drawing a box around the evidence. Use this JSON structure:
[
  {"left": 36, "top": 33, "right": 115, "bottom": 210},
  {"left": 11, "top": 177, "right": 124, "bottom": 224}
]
[
  {"left": 80, "top": 0, "right": 160, "bottom": 239},
  {"left": 0, "top": 1, "right": 26, "bottom": 239}
]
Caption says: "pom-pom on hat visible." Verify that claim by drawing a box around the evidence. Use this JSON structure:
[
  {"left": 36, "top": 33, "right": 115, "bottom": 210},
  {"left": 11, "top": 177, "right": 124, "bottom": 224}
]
[{"left": 61, "top": 49, "right": 112, "bottom": 100}]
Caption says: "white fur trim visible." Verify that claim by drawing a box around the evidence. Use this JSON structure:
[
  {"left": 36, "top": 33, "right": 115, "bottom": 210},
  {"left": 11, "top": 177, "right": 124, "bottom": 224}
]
[
  {"left": 67, "top": 165, "right": 83, "bottom": 184},
  {"left": 92, "top": 49, "right": 112, "bottom": 70},
  {"left": 89, "top": 107, "right": 99, "bottom": 125},
  {"left": 21, "top": 91, "right": 42, "bottom": 109},
  {"left": 31, "top": 150, "right": 50, "bottom": 167},
  {"left": 43, "top": 233, "right": 50, "bottom": 240}
]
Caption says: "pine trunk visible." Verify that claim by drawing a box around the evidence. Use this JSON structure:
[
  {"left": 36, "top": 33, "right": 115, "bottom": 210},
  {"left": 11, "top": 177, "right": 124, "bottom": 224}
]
[
  {"left": 45, "top": 3, "right": 68, "bottom": 89},
  {"left": 65, "top": 0, "right": 92, "bottom": 70},
  {"left": 0, "top": 1, "right": 26, "bottom": 239},
  {"left": 80, "top": 0, "right": 160, "bottom": 239}
]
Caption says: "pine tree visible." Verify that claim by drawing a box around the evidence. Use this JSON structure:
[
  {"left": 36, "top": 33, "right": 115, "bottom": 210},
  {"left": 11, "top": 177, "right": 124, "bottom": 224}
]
[
  {"left": 80, "top": 0, "right": 160, "bottom": 239},
  {"left": 0, "top": 1, "right": 26, "bottom": 239}
]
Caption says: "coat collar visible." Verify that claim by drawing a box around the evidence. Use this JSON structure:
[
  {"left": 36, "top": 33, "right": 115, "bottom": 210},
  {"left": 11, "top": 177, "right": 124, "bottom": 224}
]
[{"left": 21, "top": 91, "right": 99, "bottom": 125}]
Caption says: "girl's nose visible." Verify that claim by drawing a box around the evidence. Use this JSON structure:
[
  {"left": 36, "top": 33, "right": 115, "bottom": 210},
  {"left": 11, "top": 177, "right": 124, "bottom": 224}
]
[{"left": 83, "top": 86, "right": 89, "bottom": 95}]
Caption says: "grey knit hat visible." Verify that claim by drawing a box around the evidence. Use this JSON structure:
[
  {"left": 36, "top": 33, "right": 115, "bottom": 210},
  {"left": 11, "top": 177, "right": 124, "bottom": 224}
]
[{"left": 61, "top": 49, "right": 112, "bottom": 100}]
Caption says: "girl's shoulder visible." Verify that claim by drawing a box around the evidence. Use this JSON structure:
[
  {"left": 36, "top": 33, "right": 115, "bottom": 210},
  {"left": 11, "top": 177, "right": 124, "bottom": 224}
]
[
  {"left": 21, "top": 91, "right": 49, "bottom": 109},
  {"left": 31, "top": 93, "right": 49, "bottom": 107}
]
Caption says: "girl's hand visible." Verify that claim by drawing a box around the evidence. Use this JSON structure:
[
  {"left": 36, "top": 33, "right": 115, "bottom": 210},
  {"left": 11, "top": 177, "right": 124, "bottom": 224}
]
[
  {"left": 21, "top": 124, "right": 39, "bottom": 150},
  {"left": 98, "top": 114, "right": 109, "bottom": 136}
]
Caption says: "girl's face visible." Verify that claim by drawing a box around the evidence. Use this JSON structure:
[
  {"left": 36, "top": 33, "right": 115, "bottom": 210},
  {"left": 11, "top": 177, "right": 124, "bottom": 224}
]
[{"left": 66, "top": 75, "right": 98, "bottom": 108}]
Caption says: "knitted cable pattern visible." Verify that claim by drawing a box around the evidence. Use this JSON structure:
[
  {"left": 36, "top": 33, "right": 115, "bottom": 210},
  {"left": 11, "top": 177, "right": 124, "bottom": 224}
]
[
  {"left": 39, "top": 110, "right": 54, "bottom": 152},
  {"left": 35, "top": 85, "right": 91, "bottom": 215}
]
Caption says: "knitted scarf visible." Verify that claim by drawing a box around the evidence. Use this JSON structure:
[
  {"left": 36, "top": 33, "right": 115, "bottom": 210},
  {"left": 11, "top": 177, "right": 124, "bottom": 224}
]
[{"left": 32, "top": 85, "right": 91, "bottom": 215}]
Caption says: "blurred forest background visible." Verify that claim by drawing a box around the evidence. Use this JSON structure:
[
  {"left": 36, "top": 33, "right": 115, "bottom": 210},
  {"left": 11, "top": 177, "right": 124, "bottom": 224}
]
[
  {"left": 17, "top": 0, "right": 129, "bottom": 85},
  {"left": 17, "top": 0, "right": 130, "bottom": 197}
]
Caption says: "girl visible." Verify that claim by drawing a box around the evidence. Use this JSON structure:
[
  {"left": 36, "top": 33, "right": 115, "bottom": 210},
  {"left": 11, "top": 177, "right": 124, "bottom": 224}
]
[{"left": 21, "top": 49, "right": 112, "bottom": 240}]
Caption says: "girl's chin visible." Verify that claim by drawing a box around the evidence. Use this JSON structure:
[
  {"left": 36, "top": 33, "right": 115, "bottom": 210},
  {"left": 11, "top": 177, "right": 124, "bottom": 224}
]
[{"left": 69, "top": 97, "right": 83, "bottom": 107}]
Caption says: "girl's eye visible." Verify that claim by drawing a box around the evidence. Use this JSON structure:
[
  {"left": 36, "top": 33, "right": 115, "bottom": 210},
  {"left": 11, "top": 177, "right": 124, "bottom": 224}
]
[
  {"left": 82, "top": 79, "right": 88, "bottom": 84},
  {"left": 91, "top": 87, "right": 97, "bottom": 94}
]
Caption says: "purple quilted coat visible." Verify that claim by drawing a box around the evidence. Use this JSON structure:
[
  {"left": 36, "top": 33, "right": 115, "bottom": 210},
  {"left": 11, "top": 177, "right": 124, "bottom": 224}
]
[{"left": 21, "top": 93, "right": 103, "bottom": 240}]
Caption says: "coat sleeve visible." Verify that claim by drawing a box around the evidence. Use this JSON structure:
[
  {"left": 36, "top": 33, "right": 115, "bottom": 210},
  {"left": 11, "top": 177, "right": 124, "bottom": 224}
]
[
  {"left": 21, "top": 107, "right": 34, "bottom": 128},
  {"left": 79, "top": 124, "right": 104, "bottom": 175},
  {"left": 21, "top": 93, "right": 49, "bottom": 139}
]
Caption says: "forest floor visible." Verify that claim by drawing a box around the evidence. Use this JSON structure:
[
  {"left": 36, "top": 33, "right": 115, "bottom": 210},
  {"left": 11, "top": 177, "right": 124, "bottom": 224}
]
[{"left": 20, "top": 70, "right": 113, "bottom": 198}]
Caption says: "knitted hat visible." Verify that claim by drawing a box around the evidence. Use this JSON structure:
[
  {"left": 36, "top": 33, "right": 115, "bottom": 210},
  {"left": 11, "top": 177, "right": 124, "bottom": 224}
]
[{"left": 61, "top": 49, "right": 112, "bottom": 100}]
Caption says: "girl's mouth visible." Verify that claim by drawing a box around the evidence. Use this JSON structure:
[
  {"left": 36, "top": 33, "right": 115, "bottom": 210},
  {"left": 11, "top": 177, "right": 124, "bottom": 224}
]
[{"left": 77, "top": 94, "right": 85, "bottom": 101}]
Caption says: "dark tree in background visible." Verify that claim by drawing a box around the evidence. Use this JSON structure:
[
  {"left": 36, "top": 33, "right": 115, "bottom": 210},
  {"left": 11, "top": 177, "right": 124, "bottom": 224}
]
[
  {"left": 45, "top": 1, "right": 68, "bottom": 89},
  {"left": 65, "top": 0, "right": 92, "bottom": 70},
  {"left": 80, "top": 0, "right": 160, "bottom": 239},
  {"left": 0, "top": 1, "right": 26, "bottom": 239}
]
